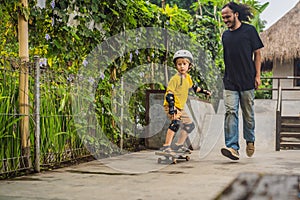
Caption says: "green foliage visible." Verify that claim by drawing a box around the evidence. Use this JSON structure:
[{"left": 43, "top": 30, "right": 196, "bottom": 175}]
[
  {"left": 255, "top": 71, "right": 273, "bottom": 99},
  {"left": 149, "top": 0, "right": 195, "bottom": 11},
  {"left": 0, "top": 59, "right": 22, "bottom": 175},
  {"left": 246, "top": 1, "right": 269, "bottom": 32},
  {"left": 0, "top": 0, "right": 270, "bottom": 170},
  {"left": 0, "top": 2, "right": 19, "bottom": 56}
]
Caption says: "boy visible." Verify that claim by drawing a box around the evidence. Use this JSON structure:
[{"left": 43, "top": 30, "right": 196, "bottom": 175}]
[{"left": 161, "top": 49, "right": 211, "bottom": 153}]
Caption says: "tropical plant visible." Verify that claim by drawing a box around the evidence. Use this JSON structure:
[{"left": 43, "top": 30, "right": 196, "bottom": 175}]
[{"left": 0, "top": 0, "right": 270, "bottom": 178}]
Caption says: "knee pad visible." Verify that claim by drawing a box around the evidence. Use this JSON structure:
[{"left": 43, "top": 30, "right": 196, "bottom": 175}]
[
  {"left": 169, "top": 120, "right": 180, "bottom": 132},
  {"left": 183, "top": 122, "right": 195, "bottom": 134}
]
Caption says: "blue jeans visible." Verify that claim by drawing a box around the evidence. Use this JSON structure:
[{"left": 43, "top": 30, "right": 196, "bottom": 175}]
[{"left": 223, "top": 90, "right": 255, "bottom": 151}]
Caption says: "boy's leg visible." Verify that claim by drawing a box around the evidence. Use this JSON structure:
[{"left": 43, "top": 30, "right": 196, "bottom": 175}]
[
  {"left": 161, "top": 106, "right": 181, "bottom": 151},
  {"left": 163, "top": 129, "right": 175, "bottom": 146},
  {"left": 174, "top": 130, "right": 191, "bottom": 153},
  {"left": 176, "top": 109, "right": 191, "bottom": 144},
  {"left": 175, "top": 109, "right": 194, "bottom": 152},
  {"left": 176, "top": 131, "right": 188, "bottom": 145}
]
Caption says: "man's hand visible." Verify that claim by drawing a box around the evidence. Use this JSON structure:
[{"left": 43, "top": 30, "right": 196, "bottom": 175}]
[
  {"left": 254, "top": 49, "right": 262, "bottom": 90},
  {"left": 255, "top": 76, "right": 261, "bottom": 89}
]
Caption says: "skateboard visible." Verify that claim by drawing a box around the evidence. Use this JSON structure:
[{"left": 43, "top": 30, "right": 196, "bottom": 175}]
[{"left": 155, "top": 151, "right": 191, "bottom": 164}]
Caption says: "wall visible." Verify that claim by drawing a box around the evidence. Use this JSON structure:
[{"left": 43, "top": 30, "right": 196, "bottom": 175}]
[{"left": 272, "top": 60, "right": 300, "bottom": 99}]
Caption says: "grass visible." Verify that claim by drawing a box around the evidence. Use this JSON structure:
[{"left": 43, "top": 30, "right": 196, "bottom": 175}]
[{"left": 0, "top": 63, "right": 88, "bottom": 177}]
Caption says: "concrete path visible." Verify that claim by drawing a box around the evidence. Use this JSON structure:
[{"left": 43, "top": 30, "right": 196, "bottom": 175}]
[
  {"left": 0, "top": 99, "right": 299, "bottom": 200},
  {"left": 0, "top": 148, "right": 299, "bottom": 200}
]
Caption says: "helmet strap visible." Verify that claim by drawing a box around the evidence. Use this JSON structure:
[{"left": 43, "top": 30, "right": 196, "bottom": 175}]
[{"left": 180, "top": 74, "right": 183, "bottom": 86}]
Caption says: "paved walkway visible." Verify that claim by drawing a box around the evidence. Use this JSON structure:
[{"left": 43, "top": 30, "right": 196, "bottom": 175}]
[
  {"left": 1, "top": 99, "right": 299, "bottom": 200},
  {"left": 0, "top": 145, "right": 299, "bottom": 200}
]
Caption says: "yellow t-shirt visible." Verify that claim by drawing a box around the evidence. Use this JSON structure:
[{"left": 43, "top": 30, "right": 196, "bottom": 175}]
[{"left": 164, "top": 73, "right": 193, "bottom": 110}]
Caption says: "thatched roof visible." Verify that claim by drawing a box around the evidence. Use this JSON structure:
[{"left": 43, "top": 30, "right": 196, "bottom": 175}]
[{"left": 260, "top": 1, "right": 300, "bottom": 63}]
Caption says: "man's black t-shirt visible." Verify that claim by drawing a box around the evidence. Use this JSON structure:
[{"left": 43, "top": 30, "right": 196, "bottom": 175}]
[{"left": 222, "top": 23, "right": 264, "bottom": 91}]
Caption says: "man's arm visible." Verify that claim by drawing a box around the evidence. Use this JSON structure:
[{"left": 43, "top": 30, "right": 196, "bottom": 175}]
[{"left": 254, "top": 49, "right": 262, "bottom": 89}]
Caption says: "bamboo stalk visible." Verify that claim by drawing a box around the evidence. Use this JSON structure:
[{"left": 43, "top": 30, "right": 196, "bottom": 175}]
[{"left": 18, "top": 0, "right": 31, "bottom": 168}]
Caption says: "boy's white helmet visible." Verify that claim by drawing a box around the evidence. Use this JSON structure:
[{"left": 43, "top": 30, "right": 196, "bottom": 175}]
[{"left": 173, "top": 50, "right": 193, "bottom": 64}]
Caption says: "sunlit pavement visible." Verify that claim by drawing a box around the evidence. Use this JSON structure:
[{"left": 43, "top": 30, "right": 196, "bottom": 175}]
[
  {"left": 1, "top": 99, "right": 299, "bottom": 200},
  {"left": 0, "top": 147, "right": 299, "bottom": 200}
]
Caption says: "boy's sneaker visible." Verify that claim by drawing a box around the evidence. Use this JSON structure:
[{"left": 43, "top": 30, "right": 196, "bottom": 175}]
[
  {"left": 174, "top": 144, "right": 192, "bottom": 154},
  {"left": 221, "top": 147, "right": 239, "bottom": 160},
  {"left": 246, "top": 142, "right": 255, "bottom": 157},
  {"left": 159, "top": 145, "right": 173, "bottom": 154}
]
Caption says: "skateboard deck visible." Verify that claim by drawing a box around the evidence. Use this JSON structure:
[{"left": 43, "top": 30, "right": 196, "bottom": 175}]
[{"left": 155, "top": 151, "right": 191, "bottom": 164}]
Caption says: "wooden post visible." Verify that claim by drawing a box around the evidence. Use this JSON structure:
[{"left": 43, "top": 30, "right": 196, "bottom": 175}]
[
  {"left": 34, "top": 56, "right": 40, "bottom": 172},
  {"left": 275, "top": 84, "right": 282, "bottom": 151},
  {"left": 120, "top": 77, "right": 124, "bottom": 151},
  {"left": 162, "top": 0, "right": 168, "bottom": 86},
  {"left": 18, "top": 0, "right": 31, "bottom": 168}
]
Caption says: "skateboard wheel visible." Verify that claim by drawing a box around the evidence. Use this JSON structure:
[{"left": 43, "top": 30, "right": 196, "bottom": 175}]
[
  {"left": 186, "top": 156, "right": 190, "bottom": 161},
  {"left": 158, "top": 158, "right": 162, "bottom": 164}
]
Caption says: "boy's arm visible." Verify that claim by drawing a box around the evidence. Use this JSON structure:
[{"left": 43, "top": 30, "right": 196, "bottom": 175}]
[
  {"left": 192, "top": 84, "right": 212, "bottom": 96},
  {"left": 166, "top": 92, "right": 176, "bottom": 115}
]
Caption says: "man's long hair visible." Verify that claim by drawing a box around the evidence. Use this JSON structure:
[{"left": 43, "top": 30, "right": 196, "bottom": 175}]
[{"left": 222, "top": 1, "right": 253, "bottom": 22}]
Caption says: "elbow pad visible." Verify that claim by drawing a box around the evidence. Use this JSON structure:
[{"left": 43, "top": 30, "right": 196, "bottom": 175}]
[
  {"left": 166, "top": 93, "right": 175, "bottom": 106},
  {"left": 192, "top": 84, "right": 198, "bottom": 93},
  {"left": 200, "top": 88, "right": 211, "bottom": 95},
  {"left": 166, "top": 93, "right": 176, "bottom": 115}
]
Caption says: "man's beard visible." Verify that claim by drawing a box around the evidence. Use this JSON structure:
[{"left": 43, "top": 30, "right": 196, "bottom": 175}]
[{"left": 228, "top": 17, "right": 236, "bottom": 30}]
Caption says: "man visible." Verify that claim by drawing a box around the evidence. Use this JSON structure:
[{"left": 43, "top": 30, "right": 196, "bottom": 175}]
[{"left": 220, "top": 2, "right": 264, "bottom": 160}]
